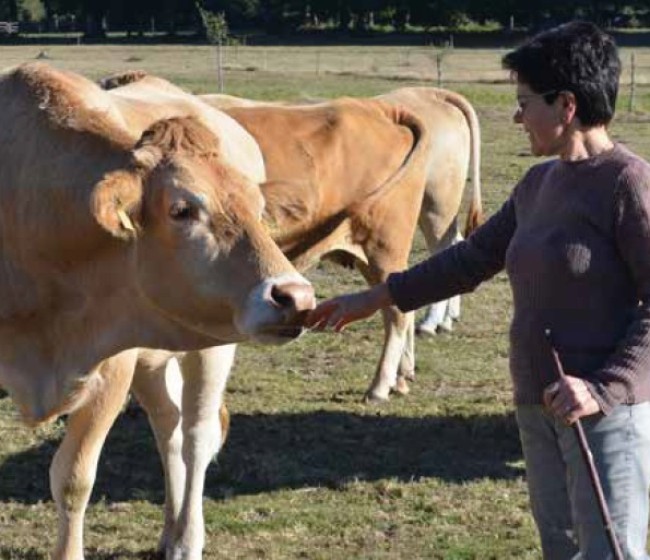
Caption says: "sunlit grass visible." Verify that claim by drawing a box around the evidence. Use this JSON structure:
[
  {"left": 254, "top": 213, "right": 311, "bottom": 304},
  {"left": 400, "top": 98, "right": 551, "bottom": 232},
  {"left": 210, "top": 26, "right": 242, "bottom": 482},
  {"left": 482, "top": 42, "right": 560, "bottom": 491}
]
[{"left": 0, "top": 44, "right": 649, "bottom": 559}]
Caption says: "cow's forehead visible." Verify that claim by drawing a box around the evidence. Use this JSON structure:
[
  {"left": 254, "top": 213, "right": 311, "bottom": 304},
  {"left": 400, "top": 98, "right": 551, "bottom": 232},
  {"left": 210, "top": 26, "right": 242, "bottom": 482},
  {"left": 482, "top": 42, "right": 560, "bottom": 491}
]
[{"left": 153, "top": 158, "right": 263, "bottom": 216}]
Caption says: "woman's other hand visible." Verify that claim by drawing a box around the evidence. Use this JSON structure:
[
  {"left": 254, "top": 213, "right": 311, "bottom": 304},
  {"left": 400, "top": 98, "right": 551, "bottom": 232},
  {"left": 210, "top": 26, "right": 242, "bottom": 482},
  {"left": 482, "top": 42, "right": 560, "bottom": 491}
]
[
  {"left": 305, "top": 283, "right": 393, "bottom": 333},
  {"left": 543, "top": 376, "right": 601, "bottom": 425}
]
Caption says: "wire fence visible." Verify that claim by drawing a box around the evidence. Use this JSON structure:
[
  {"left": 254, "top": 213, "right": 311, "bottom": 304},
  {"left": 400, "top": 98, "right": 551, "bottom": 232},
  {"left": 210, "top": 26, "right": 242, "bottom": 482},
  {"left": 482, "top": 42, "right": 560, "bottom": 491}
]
[
  {"left": 2, "top": 43, "right": 650, "bottom": 110},
  {"left": 214, "top": 45, "right": 650, "bottom": 86},
  {"left": 216, "top": 46, "right": 510, "bottom": 85}
]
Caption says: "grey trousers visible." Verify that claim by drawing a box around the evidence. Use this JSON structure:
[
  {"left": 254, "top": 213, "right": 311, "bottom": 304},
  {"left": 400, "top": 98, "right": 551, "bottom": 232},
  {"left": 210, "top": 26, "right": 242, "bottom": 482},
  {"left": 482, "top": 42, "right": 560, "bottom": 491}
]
[{"left": 516, "top": 404, "right": 650, "bottom": 560}]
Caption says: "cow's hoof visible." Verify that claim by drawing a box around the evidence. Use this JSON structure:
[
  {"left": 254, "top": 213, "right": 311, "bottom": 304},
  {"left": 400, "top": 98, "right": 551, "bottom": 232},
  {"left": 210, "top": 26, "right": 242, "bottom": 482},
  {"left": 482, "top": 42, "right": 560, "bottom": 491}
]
[
  {"left": 168, "top": 546, "right": 200, "bottom": 560},
  {"left": 400, "top": 370, "right": 416, "bottom": 382},
  {"left": 392, "top": 377, "right": 410, "bottom": 395},
  {"left": 363, "top": 389, "right": 390, "bottom": 403},
  {"left": 415, "top": 322, "right": 437, "bottom": 338},
  {"left": 438, "top": 316, "right": 454, "bottom": 333}
]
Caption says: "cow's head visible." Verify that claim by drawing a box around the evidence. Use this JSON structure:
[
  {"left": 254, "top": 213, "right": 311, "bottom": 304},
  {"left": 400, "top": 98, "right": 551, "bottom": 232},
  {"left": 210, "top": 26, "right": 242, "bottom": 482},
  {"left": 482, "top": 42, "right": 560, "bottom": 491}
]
[{"left": 91, "top": 116, "right": 314, "bottom": 344}]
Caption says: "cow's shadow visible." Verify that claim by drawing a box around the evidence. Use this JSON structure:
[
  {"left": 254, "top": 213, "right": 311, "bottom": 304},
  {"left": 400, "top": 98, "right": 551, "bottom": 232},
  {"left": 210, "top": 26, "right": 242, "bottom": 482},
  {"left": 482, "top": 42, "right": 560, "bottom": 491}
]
[
  {"left": 0, "top": 546, "right": 158, "bottom": 560},
  {"left": 0, "top": 397, "right": 523, "bottom": 505}
]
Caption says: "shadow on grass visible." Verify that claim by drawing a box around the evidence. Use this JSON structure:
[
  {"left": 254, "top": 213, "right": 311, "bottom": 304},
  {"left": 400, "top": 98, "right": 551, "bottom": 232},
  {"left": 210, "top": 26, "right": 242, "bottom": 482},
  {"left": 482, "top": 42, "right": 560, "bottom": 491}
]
[
  {"left": 211, "top": 409, "right": 523, "bottom": 497},
  {"left": 0, "top": 402, "right": 522, "bottom": 505},
  {"left": 0, "top": 547, "right": 159, "bottom": 560}
]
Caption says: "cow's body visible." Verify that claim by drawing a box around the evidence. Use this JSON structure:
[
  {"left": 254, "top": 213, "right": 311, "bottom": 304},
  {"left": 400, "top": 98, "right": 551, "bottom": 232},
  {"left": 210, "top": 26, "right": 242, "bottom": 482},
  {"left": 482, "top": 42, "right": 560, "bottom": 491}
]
[
  {"left": 0, "top": 63, "right": 314, "bottom": 560},
  {"left": 204, "top": 87, "right": 482, "bottom": 396},
  {"left": 98, "top": 73, "right": 481, "bottom": 559}
]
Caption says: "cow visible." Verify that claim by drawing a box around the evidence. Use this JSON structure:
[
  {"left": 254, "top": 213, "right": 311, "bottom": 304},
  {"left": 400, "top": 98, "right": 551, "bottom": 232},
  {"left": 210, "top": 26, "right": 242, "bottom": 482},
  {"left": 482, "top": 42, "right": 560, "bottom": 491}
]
[
  {"left": 202, "top": 87, "right": 482, "bottom": 396},
  {"left": 0, "top": 62, "right": 315, "bottom": 560},
  {"left": 199, "top": 90, "right": 471, "bottom": 329},
  {"left": 98, "top": 72, "right": 482, "bottom": 559}
]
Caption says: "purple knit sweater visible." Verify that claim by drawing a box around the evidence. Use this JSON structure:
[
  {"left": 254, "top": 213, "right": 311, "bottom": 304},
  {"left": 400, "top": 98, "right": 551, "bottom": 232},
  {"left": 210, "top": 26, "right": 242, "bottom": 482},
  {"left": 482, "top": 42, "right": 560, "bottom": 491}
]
[{"left": 388, "top": 144, "right": 650, "bottom": 413}]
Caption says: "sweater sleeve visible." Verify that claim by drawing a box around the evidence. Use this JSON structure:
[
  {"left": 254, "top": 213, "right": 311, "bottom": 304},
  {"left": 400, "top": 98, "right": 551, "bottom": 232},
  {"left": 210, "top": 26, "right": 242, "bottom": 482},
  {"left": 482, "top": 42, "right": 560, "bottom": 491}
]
[
  {"left": 387, "top": 195, "right": 517, "bottom": 313},
  {"left": 586, "top": 163, "right": 650, "bottom": 414}
]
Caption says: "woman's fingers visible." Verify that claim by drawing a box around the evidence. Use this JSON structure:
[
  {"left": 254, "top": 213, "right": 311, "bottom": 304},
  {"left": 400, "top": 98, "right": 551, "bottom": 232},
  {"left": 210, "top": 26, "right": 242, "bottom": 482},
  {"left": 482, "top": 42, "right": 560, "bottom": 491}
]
[
  {"left": 543, "top": 376, "right": 600, "bottom": 423},
  {"left": 305, "top": 284, "right": 392, "bottom": 333},
  {"left": 305, "top": 299, "right": 342, "bottom": 330}
]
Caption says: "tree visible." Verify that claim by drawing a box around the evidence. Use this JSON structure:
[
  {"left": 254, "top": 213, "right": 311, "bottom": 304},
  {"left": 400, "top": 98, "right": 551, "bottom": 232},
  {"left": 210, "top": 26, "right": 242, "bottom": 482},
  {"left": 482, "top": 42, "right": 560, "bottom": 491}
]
[
  {"left": 0, "top": 0, "right": 20, "bottom": 20},
  {"left": 203, "top": 0, "right": 259, "bottom": 27}
]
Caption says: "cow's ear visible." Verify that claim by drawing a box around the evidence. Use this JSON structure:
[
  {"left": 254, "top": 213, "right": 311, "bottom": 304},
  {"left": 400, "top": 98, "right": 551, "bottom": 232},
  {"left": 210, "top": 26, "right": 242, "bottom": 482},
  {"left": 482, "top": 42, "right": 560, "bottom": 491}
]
[{"left": 91, "top": 169, "right": 143, "bottom": 239}]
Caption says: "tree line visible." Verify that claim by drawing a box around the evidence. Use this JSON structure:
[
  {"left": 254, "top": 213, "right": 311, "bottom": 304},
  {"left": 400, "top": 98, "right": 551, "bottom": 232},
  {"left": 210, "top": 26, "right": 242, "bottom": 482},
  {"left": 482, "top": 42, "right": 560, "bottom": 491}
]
[{"left": 1, "top": 0, "right": 649, "bottom": 38}]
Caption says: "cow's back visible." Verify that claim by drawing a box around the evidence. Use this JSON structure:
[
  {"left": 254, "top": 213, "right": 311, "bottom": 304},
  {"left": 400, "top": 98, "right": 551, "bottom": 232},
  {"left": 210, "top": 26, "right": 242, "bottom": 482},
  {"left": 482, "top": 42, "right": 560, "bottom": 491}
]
[
  {"left": 105, "top": 76, "right": 266, "bottom": 184},
  {"left": 223, "top": 99, "right": 416, "bottom": 227}
]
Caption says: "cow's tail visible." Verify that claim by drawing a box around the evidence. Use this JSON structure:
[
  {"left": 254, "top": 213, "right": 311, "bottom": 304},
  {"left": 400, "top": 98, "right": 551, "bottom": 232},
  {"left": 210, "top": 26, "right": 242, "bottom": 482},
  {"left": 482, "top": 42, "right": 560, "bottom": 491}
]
[{"left": 435, "top": 89, "right": 483, "bottom": 238}]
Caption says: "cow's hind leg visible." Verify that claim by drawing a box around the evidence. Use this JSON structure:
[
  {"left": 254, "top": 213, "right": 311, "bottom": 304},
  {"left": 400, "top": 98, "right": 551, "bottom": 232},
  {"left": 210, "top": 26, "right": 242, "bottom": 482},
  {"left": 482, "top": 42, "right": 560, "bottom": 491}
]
[
  {"left": 394, "top": 313, "right": 416, "bottom": 395},
  {"left": 50, "top": 350, "right": 137, "bottom": 560},
  {"left": 355, "top": 260, "right": 410, "bottom": 402},
  {"left": 416, "top": 218, "right": 463, "bottom": 337},
  {"left": 367, "top": 305, "right": 410, "bottom": 401}
]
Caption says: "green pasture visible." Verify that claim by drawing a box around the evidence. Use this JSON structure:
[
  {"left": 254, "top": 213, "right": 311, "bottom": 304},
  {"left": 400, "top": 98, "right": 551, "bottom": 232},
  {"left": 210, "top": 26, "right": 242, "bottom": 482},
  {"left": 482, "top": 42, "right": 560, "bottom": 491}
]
[{"left": 1, "top": 44, "right": 650, "bottom": 559}]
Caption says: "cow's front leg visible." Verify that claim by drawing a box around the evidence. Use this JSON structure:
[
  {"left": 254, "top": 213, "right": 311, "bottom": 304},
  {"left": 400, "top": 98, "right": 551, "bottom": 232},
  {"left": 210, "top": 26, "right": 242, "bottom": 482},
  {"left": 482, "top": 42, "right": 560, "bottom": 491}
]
[
  {"left": 365, "top": 305, "right": 409, "bottom": 402},
  {"left": 50, "top": 350, "right": 137, "bottom": 560},
  {"left": 131, "top": 353, "right": 184, "bottom": 557},
  {"left": 170, "top": 345, "right": 235, "bottom": 560}
]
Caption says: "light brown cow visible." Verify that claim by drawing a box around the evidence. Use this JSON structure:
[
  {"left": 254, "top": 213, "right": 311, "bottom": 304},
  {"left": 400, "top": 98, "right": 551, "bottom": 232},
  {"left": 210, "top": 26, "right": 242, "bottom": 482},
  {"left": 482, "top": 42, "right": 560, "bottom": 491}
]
[
  {"left": 98, "top": 73, "right": 481, "bottom": 559},
  {"left": 204, "top": 86, "right": 482, "bottom": 398},
  {"left": 0, "top": 63, "right": 315, "bottom": 560},
  {"left": 200, "top": 88, "right": 475, "bottom": 336}
]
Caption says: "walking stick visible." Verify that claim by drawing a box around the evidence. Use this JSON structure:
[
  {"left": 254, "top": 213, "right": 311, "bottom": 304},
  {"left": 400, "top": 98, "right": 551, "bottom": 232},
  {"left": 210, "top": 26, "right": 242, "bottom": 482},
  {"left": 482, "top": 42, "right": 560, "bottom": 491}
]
[{"left": 544, "top": 330, "right": 624, "bottom": 560}]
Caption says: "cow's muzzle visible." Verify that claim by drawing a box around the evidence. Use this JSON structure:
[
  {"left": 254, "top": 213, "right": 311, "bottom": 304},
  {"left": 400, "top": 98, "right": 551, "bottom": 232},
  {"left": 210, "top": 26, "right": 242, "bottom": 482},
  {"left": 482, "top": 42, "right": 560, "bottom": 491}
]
[{"left": 237, "top": 274, "right": 316, "bottom": 343}]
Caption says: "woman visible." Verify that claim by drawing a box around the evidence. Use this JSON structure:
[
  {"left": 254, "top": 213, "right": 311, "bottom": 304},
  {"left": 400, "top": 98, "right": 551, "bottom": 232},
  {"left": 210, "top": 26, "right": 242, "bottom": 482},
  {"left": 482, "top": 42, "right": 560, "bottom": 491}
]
[{"left": 306, "top": 21, "right": 650, "bottom": 559}]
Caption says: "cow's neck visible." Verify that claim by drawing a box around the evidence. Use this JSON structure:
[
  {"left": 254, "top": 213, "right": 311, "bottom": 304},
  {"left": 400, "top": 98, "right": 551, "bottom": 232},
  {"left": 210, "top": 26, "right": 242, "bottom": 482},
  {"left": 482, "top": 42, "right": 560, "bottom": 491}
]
[{"left": 0, "top": 251, "right": 219, "bottom": 425}]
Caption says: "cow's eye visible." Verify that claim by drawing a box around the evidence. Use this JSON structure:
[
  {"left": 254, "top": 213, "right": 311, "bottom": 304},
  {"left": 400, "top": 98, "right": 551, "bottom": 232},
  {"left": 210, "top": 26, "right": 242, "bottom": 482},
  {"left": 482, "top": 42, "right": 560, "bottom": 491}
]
[{"left": 169, "top": 200, "right": 197, "bottom": 221}]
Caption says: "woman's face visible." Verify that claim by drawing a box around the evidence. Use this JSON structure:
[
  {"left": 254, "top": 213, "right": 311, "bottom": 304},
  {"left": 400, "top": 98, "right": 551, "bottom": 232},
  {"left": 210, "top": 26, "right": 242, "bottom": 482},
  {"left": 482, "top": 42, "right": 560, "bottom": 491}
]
[{"left": 513, "top": 82, "right": 566, "bottom": 157}]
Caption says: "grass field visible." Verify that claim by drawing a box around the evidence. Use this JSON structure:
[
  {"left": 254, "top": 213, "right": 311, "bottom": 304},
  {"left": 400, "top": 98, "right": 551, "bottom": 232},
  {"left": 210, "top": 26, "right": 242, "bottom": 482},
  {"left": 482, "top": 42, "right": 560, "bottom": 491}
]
[{"left": 1, "top": 44, "right": 650, "bottom": 559}]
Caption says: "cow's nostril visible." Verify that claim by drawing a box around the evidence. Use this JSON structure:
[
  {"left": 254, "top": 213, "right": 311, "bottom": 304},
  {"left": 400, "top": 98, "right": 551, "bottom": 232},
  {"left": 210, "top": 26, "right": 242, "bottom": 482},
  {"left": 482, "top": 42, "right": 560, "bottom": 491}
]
[
  {"left": 271, "top": 284, "right": 294, "bottom": 308},
  {"left": 270, "top": 283, "right": 315, "bottom": 312}
]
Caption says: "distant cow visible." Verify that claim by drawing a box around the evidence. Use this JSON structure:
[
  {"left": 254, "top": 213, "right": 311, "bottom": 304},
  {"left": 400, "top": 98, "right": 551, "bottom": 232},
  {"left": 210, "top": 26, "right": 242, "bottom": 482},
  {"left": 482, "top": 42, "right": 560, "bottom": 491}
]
[
  {"left": 204, "top": 87, "right": 482, "bottom": 397},
  {"left": 99, "top": 72, "right": 482, "bottom": 559},
  {"left": 0, "top": 63, "right": 314, "bottom": 560}
]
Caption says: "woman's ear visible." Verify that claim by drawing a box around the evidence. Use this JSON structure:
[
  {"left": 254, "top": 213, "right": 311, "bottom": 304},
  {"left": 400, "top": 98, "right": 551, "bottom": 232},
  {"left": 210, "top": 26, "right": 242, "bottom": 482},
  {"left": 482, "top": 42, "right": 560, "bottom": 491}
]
[{"left": 560, "top": 91, "right": 578, "bottom": 124}]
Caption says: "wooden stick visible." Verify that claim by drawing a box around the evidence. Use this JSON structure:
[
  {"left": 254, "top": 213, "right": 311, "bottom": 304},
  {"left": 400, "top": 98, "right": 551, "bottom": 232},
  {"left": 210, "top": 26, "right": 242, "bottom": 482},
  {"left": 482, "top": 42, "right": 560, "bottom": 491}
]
[{"left": 544, "top": 330, "right": 624, "bottom": 560}]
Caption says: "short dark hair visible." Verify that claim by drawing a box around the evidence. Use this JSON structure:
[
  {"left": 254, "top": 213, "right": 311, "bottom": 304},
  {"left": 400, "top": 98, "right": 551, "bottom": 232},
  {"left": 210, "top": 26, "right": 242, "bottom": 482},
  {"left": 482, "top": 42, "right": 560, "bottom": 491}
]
[{"left": 502, "top": 21, "right": 621, "bottom": 126}]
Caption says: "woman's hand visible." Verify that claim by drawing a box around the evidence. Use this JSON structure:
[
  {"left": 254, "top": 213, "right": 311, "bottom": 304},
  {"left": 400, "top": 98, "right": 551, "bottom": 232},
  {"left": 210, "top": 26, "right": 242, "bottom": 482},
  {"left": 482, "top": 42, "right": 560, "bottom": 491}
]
[
  {"left": 543, "top": 376, "right": 601, "bottom": 425},
  {"left": 304, "top": 284, "right": 393, "bottom": 332}
]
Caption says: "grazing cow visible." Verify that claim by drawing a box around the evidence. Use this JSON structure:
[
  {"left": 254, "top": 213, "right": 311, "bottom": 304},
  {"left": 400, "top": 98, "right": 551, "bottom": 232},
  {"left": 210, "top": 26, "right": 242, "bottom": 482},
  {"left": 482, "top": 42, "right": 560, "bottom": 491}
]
[
  {"left": 0, "top": 62, "right": 314, "bottom": 560},
  {"left": 99, "top": 72, "right": 481, "bottom": 559}
]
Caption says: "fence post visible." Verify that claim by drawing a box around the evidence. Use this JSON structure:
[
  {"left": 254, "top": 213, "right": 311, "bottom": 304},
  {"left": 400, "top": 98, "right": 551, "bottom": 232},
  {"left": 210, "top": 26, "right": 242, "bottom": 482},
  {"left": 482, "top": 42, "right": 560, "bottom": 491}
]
[
  {"left": 216, "top": 40, "right": 224, "bottom": 93},
  {"left": 436, "top": 51, "right": 444, "bottom": 87},
  {"left": 629, "top": 52, "right": 636, "bottom": 113}
]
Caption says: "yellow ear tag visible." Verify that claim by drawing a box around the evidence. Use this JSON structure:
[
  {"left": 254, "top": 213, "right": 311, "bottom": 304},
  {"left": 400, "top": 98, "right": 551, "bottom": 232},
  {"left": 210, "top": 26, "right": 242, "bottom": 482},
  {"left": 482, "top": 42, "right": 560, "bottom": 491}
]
[{"left": 117, "top": 209, "right": 135, "bottom": 232}]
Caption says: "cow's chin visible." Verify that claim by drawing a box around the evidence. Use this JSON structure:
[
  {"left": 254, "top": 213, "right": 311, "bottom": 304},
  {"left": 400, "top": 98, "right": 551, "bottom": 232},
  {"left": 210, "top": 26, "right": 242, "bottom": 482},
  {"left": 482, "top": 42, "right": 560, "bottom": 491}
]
[
  {"left": 248, "top": 324, "right": 307, "bottom": 345},
  {"left": 236, "top": 305, "right": 310, "bottom": 345},
  {"left": 175, "top": 320, "right": 249, "bottom": 345},
  {"left": 185, "top": 319, "right": 306, "bottom": 345}
]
